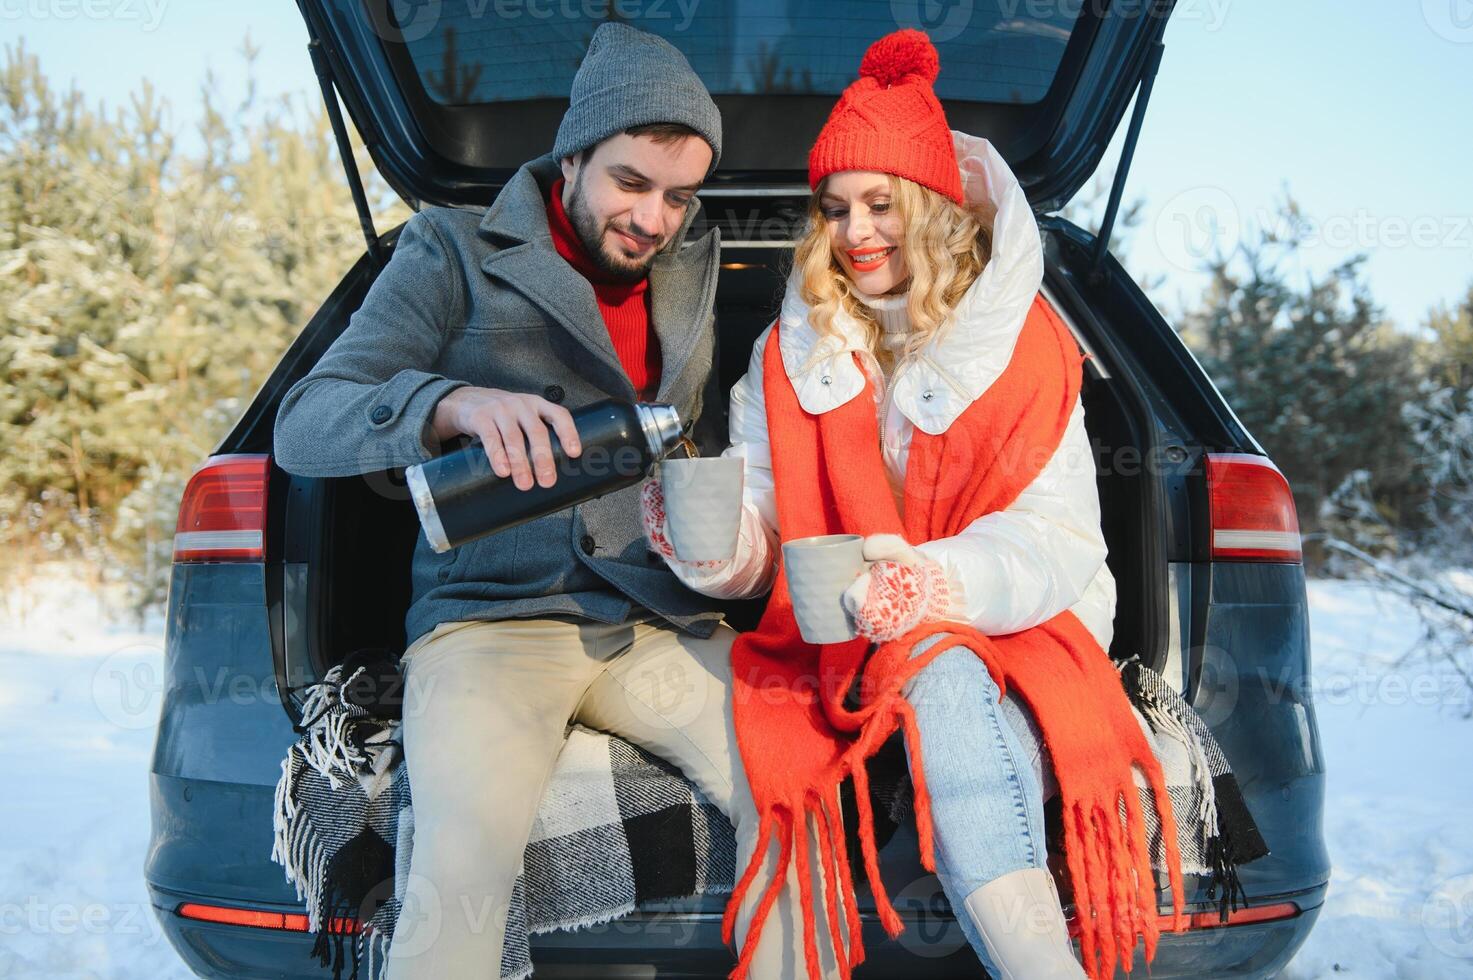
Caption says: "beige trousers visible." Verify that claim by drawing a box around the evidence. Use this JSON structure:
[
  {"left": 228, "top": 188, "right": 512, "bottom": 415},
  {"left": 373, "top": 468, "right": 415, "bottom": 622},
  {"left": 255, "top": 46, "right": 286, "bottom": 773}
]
[{"left": 384, "top": 615, "right": 846, "bottom": 979}]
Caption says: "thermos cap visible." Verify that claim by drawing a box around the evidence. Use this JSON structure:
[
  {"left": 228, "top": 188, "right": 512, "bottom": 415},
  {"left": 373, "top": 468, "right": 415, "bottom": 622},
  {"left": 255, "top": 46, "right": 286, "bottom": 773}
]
[{"left": 635, "top": 402, "right": 684, "bottom": 460}]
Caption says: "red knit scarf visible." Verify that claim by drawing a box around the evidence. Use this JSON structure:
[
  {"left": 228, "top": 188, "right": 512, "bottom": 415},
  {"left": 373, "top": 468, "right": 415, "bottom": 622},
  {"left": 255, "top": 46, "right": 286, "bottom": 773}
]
[
  {"left": 722, "top": 295, "right": 1186, "bottom": 980},
  {"left": 547, "top": 178, "right": 661, "bottom": 400}
]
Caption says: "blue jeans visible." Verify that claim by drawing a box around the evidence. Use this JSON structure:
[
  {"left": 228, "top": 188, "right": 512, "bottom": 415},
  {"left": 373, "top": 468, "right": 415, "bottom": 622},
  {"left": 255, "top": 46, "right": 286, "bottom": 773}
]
[{"left": 900, "top": 636, "right": 1058, "bottom": 976}]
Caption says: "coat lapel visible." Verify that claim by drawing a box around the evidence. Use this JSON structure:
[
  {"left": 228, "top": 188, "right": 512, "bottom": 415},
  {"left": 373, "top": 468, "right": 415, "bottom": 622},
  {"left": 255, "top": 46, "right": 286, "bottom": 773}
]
[
  {"left": 479, "top": 242, "right": 635, "bottom": 397},
  {"left": 649, "top": 225, "right": 720, "bottom": 403}
]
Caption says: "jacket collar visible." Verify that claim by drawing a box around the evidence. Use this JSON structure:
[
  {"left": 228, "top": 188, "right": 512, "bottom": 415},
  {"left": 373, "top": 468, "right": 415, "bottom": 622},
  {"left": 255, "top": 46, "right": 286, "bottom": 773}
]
[
  {"left": 476, "top": 155, "right": 719, "bottom": 401},
  {"left": 776, "top": 131, "right": 1044, "bottom": 435}
]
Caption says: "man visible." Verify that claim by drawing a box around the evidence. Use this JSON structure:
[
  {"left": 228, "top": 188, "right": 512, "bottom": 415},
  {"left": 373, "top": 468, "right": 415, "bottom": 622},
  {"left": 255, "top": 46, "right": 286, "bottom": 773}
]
[{"left": 273, "top": 22, "right": 835, "bottom": 979}]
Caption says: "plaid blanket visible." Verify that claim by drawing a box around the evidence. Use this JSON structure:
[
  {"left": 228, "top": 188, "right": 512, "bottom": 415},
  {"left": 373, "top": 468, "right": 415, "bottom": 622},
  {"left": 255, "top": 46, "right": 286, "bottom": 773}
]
[{"left": 270, "top": 649, "right": 1265, "bottom": 980}]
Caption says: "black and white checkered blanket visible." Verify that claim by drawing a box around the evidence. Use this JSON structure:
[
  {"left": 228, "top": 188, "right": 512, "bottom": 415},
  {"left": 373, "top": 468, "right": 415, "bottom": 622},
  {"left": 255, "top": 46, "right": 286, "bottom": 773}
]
[
  {"left": 270, "top": 650, "right": 1265, "bottom": 980},
  {"left": 270, "top": 649, "right": 734, "bottom": 980}
]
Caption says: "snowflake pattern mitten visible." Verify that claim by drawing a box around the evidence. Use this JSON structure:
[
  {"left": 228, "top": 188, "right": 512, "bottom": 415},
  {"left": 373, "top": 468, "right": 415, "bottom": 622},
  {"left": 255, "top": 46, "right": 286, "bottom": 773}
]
[{"left": 851, "top": 557, "right": 952, "bottom": 642}]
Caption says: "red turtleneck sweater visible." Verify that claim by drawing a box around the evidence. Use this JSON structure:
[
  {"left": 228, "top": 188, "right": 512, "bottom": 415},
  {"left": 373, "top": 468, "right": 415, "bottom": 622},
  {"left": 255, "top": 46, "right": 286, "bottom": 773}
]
[{"left": 546, "top": 179, "right": 662, "bottom": 400}]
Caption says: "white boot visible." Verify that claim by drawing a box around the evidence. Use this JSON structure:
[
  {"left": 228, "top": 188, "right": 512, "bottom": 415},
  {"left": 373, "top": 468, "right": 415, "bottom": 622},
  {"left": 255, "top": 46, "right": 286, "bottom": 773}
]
[{"left": 959, "top": 867, "right": 1086, "bottom": 980}]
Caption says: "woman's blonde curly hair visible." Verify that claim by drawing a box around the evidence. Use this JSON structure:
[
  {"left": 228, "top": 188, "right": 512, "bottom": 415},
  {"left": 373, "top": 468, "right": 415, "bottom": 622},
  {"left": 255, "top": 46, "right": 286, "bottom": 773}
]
[{"left": 792, "top": 174, "right": 996, "bottom": 363}]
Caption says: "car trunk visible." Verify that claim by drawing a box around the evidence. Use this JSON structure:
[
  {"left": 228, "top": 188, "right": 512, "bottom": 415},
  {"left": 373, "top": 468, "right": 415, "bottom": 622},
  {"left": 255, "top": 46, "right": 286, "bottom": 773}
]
[
  {"left": 231, "top": 0, "right": 1192, "bottom": 919},
  {"left": 157, "top": 4, "right": 1333, "bottom": 969}
]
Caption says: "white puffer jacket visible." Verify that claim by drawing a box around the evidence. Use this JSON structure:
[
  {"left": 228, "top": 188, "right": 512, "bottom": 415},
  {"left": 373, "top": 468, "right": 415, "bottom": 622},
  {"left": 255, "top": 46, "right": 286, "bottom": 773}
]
[{"left": 666, "top": 131, "right": 1118, "bottom": 649}]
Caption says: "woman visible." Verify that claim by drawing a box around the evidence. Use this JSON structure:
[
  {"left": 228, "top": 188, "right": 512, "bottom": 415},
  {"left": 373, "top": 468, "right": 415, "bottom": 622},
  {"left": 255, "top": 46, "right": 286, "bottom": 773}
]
[{"left": 642, "top": 30, "right": 1185, "bottom": 980}]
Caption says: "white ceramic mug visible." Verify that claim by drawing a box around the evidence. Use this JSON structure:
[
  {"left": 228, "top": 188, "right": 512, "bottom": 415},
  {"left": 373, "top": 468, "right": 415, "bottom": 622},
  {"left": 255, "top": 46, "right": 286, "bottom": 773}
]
[
  {"left": 782, "top": 533, "right": 872, "bottom": 644},
  {"left": 660, "top": 456, "right": 745, "bottom": 562}
]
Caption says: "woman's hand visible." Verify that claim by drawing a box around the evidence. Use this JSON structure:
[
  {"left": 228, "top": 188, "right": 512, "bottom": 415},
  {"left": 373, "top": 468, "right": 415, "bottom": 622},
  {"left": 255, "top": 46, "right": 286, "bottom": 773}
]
[
  {"left": 639, "top": 479, "right": 728, "bottom": 571},
  {"left": 842, "top": 534, "right": 953, "bottom": 641}
]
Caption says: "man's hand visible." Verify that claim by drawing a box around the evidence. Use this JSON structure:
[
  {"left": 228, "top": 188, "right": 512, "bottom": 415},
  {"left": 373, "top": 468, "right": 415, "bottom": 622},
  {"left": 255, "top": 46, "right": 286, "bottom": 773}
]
[{"left": 432, "top": 387, "right": 582, "bottom": 491}]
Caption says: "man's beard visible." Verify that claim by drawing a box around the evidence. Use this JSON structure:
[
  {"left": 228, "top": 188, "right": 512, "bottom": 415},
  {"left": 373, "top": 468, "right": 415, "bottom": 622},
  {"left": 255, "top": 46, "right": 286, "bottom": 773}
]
[{"left": 566, "top": 169, "right": 664, "bottom": 283}]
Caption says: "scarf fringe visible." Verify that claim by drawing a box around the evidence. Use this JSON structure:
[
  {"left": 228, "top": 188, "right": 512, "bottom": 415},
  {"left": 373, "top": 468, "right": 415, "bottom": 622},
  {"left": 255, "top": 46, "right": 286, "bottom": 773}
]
[
  {"left": 722, "top": 682, "right": 957, "bottom": 980},
  {"left": 725, "top": 635, "right": 1190, "bottom": 980}
]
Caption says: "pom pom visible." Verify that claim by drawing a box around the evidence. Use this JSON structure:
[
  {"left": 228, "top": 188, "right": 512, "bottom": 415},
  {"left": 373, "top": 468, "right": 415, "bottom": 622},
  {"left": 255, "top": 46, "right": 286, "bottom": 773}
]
[{"left": 859, "top": 29, "right": 940, "bottom": 87}]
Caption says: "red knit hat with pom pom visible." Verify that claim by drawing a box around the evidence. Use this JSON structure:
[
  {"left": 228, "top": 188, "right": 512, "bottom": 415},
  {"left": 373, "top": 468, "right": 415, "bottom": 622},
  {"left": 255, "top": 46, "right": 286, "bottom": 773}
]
[{"left": 808, "top": 30, "right": 962, "bottom": 204}]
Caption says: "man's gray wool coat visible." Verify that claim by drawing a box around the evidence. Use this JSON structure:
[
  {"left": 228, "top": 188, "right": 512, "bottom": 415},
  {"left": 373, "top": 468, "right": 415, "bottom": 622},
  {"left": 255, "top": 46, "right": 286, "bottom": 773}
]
[{"left": 272, "top": 154, "right": 725, "bottom": 647}]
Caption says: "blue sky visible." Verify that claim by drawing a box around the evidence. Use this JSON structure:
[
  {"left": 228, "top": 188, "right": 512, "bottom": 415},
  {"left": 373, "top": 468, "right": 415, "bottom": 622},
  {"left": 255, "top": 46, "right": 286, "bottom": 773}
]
[{"left": 13, "top": 1, "right": 1472, "bottom": 331}]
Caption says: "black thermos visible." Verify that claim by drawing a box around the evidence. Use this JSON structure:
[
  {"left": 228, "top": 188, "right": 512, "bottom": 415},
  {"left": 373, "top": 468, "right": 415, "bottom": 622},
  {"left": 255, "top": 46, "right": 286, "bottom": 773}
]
[{"left": 404, "top": 398, "right": 686, "bottom": 554}]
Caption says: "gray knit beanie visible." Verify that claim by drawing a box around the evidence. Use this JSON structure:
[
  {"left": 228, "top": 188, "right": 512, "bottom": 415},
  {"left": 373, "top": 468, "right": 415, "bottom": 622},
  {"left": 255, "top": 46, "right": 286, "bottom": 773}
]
[{"left": 553, "top": 23, "right": 722, "bottom": 173}]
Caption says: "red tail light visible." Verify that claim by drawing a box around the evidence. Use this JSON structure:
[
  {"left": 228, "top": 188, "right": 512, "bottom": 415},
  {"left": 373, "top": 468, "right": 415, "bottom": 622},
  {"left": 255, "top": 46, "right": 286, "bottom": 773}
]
[
  {"left": 1205, "top": 453, "right": 1302, "bottom": 563},
  {"left": 1066, "top": 900, "right": 1301, "bottom": 938},
  {"left": 173, "top": 454, "right": 270, "bottom": 563},
  {"left": 176, "top": 902, "right": 356, "bottom": 934}
]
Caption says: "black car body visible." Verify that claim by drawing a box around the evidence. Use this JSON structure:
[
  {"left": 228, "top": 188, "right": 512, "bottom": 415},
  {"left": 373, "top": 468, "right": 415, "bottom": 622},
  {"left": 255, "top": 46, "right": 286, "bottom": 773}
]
[{"left": 146, "top": 1, "right": 1330, "bottom": 976}]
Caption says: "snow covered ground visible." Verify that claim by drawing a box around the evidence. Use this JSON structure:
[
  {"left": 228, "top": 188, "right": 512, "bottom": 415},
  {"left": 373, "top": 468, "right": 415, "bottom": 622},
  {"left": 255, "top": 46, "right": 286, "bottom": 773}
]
[
  {"left": 0, "top": 574, "right": 190, "bottom": 979},
  {"left": 0, "top": 572, "right": 1469, "bottom": 978},
  {"left": 1280, "top": 578, "right": 1473, "bottom": 979}
]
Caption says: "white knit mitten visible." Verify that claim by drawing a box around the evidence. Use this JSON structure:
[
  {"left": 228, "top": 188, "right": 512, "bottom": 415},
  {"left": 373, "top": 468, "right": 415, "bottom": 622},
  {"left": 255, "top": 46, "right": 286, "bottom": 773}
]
[{"left": 841, "top": 534, "right": 953, "bottom": 642}]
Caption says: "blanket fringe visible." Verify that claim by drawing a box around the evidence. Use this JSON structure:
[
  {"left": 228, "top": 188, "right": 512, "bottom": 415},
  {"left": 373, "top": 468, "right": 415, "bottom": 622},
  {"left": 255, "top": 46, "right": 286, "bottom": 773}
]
[
  {"left": 271, "top": 667, "right": 378, "bottom": 980},
  {"left": 1204, "top": 830, "right": 1249, "bottom": 921},
  {"left": 1127, "top": 666, "right": 1256, "bottom": 922}
]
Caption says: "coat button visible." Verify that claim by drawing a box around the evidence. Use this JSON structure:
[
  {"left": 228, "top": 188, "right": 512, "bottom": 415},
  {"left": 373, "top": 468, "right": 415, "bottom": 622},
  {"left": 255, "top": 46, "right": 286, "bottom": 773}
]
[
  {"left": 921, "top": 390, "right": 934, "bottom": 401},
  {"left": 580, "top": 534, "right": 596, "bottom": 555},
  {"left": 543, "top": 384, "right": 565, "bottom": 403},
  {"left": 820, "top": 375, "right": 832, "bottom": 386},
  {"left": 370, "top": 405, "right": 392, "bottom": 424}
]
